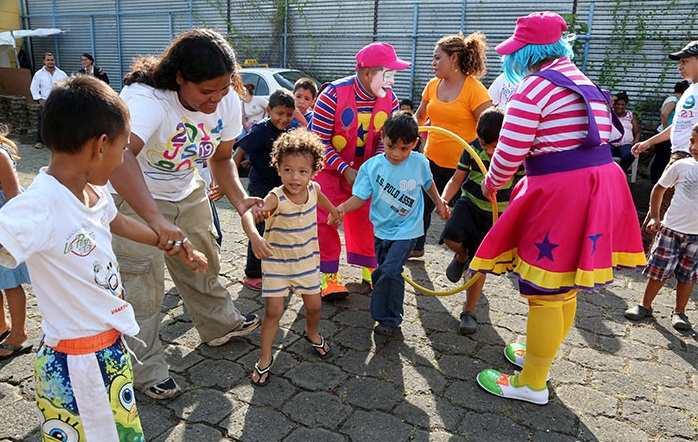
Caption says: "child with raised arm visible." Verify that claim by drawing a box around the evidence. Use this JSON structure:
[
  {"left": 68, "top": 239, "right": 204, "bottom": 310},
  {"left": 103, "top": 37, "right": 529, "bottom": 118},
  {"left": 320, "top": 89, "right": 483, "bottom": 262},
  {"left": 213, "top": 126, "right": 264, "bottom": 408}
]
[
  {"left": 334, "top": 111, "right": 450, "bottom": 336},
  {"left": 0, "top": 127, "right": 31, "bottom": 360},
  {"left": 241, "top": 128, "right": 338, "bottom": 386},
  {"left": 625, "top": 122, "right": 698, "bottom": 330},
  {"left": 0, "top": 76, "right": 207, "bottom": 441}
]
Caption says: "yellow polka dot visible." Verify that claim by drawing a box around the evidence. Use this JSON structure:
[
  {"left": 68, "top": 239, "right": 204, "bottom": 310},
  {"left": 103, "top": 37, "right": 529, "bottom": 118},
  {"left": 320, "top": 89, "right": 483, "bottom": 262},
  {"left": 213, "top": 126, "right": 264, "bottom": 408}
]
[
  {"left": 373, "top": 111, "right": 388, "bottom": 130},
  {"left": 332, "top": 135, "right": 347, "bottom": 152}
]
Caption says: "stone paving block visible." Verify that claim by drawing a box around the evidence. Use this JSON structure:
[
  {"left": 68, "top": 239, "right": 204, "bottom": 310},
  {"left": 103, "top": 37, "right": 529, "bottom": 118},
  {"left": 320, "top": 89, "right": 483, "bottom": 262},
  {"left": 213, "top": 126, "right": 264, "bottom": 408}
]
[
  {"left": 396, "top": 363, "right": 448, "bottom": 395},
  {"left": 411, "top": 429, "right": 465, "bottom": 442},
  {"left": 458, "top": 412, "right": 530, "bottom": 441},
  {"left": 222, "top": 404, "right": 294, "bottom": 442},
  {"left": 168, "top": 389, "right": 237, "bottom": 424},
  {"left": 189, "top": 359, "right": 245, "bottom": 389},
  {"left": 596, "top": 334, "right": 654, "bottom": 360},
  {"left": 152, "top": 423, "right": 227, "bottom": 442},
  {"left": 531, "top": 430, "right": 580, "bottom": 442},
  {"left": 164, "top": 344, "right": 204, "bottom": 373},
  {"left": 549, "top": 360, "right": 588, "bottom": 384},
  {"left": 393, "top": 393, "right": 465, "bottom": 432},
  {"left": 284, "top": 427, "right": 347, "bottom": 442},
  {"left": 231, "top": 375, "right": 297, "bottom": 407},
  {"left": 196, "top": 338, "right": 256, "bottom": 361},
  {"left": 333, "top": 310, "right": 376, "bottom": 328},
  {"left": 335, "top": 349, "right": 391, "bottom": 377},
  {"left": 436, "top": 354, "right": 487, "bottom": 381},
  {"left": 285, "top": 361, "right": 347, "bottom": 390},
  {"left": 0, "top": 351, "right": 35, "bottom": 384},
  {"left": 0, "top": 383, "right": 22, "bottom": 407},
  {"left": 487, "top": 295, "right": 529, "bottom": 316},
  {"left": 443, "top": 380, "right": 507, "bottom": 415},
  {"left": 506, "top": 400, "right": 577, "bottom": 435},
  {"left": 282, "top": 391, "right": 351, "bottom": 428},
  {"left": 576, "top": 316, "right": 628, "bottom": 337},
  {"left": 555, "top": 385, "right": 618, "bottom": 417},
  {"left": 334, "top": 327, "right": 374, "bottom": 352},
  {"left": 577, "top": 415, "right": 650, "bottom": 442},
  {"left": 590, "top": 370, "right": 653, "bottom": 401},
  {"left": 471, "top": 323, "right": 517, "bottom": 347},
  {"left": 628, "top": 324, "right": 682, "bottom": 348},
  {"left": 627, "top": 360, "right": 686, "bottom": 387},
  {"left": 339, "top": 377, "right": 401, "bottom": 411},
  {"left": 656, "top": 386, "right": 698, "bottom": 412},
  {"left": 419, "top": 311, "right": 460, "bottom": 333},
  {"left": 656, "top": 348, "right": 698, "bottom": 372},
  {"left": 0, "top": 398, "right": 39, "bottom": 440},
  {"left": 382, "top": 338, "right": 439, "bottom": 366},
  {"left": 494, "top": 312, "right": 527, "bottom": 335},
  {"left": 340, "top": 409, "right": 412, "bottom": 442},
  {"left": 428, "top": 331, "right": 478, "bottom": 355},
  {"left": 567, "top": 347, "right": 625, "bottom": 371},
  {"left": 399, "top": 321, "right": 429, "bottom": 341},
  {"left": 138, "top": 400, "right": 179, "bottom": 440},
  {"left": 622, "top": 400, "right": 693, "bottom": 439},
  {"left": 160, "top": 320, "right": 201, "bottom": 346}
]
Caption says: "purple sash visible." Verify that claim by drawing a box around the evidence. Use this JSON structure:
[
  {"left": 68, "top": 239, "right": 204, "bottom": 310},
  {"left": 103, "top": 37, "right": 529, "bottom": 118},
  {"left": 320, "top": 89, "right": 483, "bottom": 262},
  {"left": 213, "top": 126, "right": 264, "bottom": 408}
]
[{"left": 523, "top": 69, "right": 621, "bottom": 176}]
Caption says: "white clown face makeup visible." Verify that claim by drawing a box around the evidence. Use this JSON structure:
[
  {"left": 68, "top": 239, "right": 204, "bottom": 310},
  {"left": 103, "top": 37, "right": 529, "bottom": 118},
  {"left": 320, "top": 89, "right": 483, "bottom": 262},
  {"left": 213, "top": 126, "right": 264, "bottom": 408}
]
[{"left": 369, "top": 69, "right": 396, "bottom": 98}]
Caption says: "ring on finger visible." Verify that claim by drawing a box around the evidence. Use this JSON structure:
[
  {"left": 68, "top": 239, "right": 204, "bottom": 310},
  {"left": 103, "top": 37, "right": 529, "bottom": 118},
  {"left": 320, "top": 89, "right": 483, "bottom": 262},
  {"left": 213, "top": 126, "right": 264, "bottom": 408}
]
[
  {"left": 174, "top": 240, "right": 183, "bottom": 246},
  {"left": 167, "top": 239, "right": 175, "bottom": 245}
]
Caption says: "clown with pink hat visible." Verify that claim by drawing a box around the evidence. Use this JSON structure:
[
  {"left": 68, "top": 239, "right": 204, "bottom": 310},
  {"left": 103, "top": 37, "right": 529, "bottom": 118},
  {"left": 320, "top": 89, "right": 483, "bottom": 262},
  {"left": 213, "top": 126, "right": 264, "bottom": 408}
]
[
  {"left": 309, "top": 42, "right": 411, "bottom": 300},
  {"left": 469, "top": 11, "right": 646, "bottom": 405}
]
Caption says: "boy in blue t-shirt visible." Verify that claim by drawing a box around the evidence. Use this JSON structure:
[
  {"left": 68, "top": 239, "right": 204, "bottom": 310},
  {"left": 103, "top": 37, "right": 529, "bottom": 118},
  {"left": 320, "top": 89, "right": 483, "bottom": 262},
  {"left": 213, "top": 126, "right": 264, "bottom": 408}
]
[
  {"left": 233, "top": 88, "right": 298, "bottom": 291},
  {"left": 331, "top": 111, "right": 450, "bottom": 336}
]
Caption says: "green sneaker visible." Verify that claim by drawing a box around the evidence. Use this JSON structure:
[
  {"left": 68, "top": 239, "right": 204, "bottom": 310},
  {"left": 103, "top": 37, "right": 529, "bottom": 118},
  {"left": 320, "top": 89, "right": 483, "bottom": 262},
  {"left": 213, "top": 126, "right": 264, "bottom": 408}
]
[
  {"left": 476, "top": 369, "right": 548, "bottom": 405},
  {"left": 504, "top": 342, "right": 526, "bottom": 368},
  {"left": 361, "top": 267, "right": 374, "bottom": 288}
]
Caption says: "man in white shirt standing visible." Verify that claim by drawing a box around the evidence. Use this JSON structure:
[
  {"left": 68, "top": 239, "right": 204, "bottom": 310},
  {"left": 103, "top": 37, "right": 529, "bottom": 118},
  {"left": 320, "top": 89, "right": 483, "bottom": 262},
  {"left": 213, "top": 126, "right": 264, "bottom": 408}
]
[{"left": 29, "top": 52, "right": 68, "bottom": 149}]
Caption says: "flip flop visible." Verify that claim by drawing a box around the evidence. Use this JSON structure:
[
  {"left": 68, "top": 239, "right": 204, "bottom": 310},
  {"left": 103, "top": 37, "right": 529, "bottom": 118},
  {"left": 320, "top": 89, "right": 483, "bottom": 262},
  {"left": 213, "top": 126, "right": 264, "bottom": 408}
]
[
  {"left": 0, "top": 329, "right": 10, "bottom": 343},
  {"left": 0, "top": 343, "right": 33, "bottom": 361},
  {"left": 251, "top": 356, "right": 273, "bottom": 387},
  {"left": 303, "top": 331, "right": 332, "bottom": 359}
]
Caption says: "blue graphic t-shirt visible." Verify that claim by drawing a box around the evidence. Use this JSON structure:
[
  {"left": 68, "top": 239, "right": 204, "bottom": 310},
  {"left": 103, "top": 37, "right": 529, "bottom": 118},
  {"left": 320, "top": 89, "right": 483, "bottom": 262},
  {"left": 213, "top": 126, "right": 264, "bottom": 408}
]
[{"left": 352, "top": 152, "right": 433, "bottom": 240}]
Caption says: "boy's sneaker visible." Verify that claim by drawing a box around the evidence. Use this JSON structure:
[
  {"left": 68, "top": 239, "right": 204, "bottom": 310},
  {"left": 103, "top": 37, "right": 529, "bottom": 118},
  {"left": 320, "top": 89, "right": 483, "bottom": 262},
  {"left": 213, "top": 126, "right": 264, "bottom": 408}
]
[
  {"left": 206, "top": 314, "right": 261, "bottom": 347},
  {"left": 374, "top": 323, "right": 398, "bottom": 336},
  {"left": 145, "top": 377, "right": 180, "bottom": 400},
  {"left": 476, "top": 369, "right": 548, "bottom": 405},
  {"left": 671, "top": 311, "right": 692, "bottom": 330},
  {"left": 362, "top": 267, "right": 374, "bottom": 288},
  {"left": 321, "top": 273, "right": 349, "bottom": 300},
  {"left": 624, "top": 304, "right": 653, "bottom": 321},
  {"left": 410, "top": 249, "right": 425, "bottom": 258}
]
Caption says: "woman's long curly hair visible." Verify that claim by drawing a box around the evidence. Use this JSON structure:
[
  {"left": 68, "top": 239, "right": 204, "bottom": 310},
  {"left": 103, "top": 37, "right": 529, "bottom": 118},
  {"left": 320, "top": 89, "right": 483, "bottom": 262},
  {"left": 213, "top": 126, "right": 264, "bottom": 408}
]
[{"left": 123, "top": 29, "right": 243, "bottom": 94}]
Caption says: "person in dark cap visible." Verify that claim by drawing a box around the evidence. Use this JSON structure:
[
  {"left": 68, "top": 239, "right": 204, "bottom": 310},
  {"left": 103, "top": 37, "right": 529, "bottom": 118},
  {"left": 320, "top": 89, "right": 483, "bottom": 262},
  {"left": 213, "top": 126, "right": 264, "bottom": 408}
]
[
  {"left": 470, "top": 11, "right": 645, "bottom": 405},
  {"left": 78, "top": 52, "right": 110, "bottom": 84},
  {"left": 633, "top": 40, "right": 698, "bottom": 251}
]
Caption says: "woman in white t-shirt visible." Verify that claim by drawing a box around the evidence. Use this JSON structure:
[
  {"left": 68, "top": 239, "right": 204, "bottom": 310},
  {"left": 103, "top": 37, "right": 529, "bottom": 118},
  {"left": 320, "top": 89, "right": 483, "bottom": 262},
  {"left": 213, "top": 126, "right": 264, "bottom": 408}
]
[{"left": 109, "top": 29, "right": 262, "bottom": 400}]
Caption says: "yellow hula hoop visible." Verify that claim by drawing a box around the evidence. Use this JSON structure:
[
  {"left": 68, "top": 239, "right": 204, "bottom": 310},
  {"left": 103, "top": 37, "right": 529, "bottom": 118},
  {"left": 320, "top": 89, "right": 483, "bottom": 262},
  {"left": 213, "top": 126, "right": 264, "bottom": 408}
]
[{"left": 401, "top": 125, "right": 499, "bottom": 297}]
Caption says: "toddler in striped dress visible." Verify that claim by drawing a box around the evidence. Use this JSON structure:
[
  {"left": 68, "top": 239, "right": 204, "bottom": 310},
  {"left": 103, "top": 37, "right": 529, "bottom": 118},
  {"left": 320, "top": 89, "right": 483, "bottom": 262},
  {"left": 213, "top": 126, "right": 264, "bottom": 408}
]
[{"left": 241, "top": 128, "right": 339, "bottom": 386}]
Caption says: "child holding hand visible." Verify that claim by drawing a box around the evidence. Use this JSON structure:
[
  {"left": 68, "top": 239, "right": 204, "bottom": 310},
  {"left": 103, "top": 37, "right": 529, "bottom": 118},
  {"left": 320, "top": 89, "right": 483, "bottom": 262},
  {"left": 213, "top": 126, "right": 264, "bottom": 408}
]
[
  {"left": 241, "top": 128, "right": 338, "bottom": 386},
  {"left": 0, "top": 76, "right": 207, "bottom": 441},
  {"left": 333, "top": 111, "right": 450, "bottom": 336}
]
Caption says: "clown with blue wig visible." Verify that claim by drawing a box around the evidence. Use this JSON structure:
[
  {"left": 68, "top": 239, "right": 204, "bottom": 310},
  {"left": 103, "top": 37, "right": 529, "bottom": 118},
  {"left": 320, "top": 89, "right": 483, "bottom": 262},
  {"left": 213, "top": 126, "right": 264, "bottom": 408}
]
[{"left": 470, "top": 11, "right": 646, "bottom": 404}]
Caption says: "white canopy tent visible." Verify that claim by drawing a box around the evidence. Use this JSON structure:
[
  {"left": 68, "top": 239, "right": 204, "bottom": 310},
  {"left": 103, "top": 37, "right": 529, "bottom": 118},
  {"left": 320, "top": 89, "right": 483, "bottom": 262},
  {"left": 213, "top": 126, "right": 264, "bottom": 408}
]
[{"left": 0, "top": 28, "right": 64, "bottom": 68}]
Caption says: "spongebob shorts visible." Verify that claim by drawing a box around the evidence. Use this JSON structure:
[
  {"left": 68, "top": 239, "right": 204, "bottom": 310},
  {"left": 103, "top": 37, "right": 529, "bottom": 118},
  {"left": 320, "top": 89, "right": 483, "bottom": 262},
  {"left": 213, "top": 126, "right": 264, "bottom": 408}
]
[{"left": 34, "top": 334, "right": 144, "bottom": 442}]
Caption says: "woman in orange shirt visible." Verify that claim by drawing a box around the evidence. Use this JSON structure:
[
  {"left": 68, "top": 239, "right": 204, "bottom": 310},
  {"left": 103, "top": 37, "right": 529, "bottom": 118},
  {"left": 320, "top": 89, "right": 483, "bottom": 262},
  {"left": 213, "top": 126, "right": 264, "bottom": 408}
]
[{"left": 413, "top": 32, "right": 492, "bottom": 256}]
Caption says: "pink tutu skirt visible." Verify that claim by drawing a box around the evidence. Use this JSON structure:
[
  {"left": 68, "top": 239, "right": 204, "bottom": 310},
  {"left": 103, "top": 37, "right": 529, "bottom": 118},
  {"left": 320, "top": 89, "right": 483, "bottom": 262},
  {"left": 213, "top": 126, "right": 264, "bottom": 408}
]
[{"left": 470, "top": 161, "right": 646, "bottom": 293}]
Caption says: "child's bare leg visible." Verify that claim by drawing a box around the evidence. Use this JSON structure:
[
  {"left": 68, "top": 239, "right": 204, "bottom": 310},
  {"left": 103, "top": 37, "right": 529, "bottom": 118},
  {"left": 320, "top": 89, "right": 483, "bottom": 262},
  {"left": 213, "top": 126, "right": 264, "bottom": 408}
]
[
  {"left": 443, "top": 239, "right": 468, "bottom": 262},
  {"left": 463, "top": 274, "right": 486, "bottom": 313},
  {"left": 0, "top": 286, "right": 28, "bottom": 356},
  {"left": 674, "top": 282, "right": 693, "bottom": 313},
  {"left": 302, "top": 293, "right": 322, "bottom": 339},
  {"left": 0, "top": 290, "right": 9, "bottom": 335},
  {"left": 641, "top": 278, "right": 665, "bottom": 309},
  {"left": 252, "top": 297, "right": 284, "bottom": 384},
  {"left": 301, "top": 293, "right": 329, "bottom": 354}
]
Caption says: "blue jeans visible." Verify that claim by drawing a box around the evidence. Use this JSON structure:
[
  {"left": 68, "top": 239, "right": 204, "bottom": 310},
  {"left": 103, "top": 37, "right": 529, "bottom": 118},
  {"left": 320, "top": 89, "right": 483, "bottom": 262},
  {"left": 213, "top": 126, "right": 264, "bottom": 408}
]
[
  {"left": 611, "top": 143, "right": 635, "bottom": 172},
  {"left": 371, "top": 237, "right": 416, "bottom": 327}
]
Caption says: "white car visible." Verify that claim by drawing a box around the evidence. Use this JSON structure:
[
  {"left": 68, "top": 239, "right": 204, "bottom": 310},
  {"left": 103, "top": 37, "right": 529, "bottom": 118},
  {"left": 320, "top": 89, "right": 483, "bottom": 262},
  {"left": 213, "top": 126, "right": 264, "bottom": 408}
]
[{"left": 239, "top": 67, "right": 319, "bottom": 100}]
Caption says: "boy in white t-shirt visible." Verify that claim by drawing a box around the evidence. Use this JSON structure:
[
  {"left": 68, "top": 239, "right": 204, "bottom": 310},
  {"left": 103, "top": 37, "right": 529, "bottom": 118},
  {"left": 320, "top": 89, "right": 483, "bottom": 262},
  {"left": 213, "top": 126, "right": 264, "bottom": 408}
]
[
  {"left": 625, "top": 123, "right": 698, "bottom": 331},
  {"left": 0, "top": 76, "right": 206, "bottom": 441}
]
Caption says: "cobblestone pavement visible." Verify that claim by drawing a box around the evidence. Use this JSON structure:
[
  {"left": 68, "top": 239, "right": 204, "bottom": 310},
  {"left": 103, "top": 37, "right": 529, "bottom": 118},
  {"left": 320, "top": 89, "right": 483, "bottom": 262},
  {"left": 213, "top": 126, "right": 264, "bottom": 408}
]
[{"left": 2, "top": 144, "right": 697, "bottom": 441}]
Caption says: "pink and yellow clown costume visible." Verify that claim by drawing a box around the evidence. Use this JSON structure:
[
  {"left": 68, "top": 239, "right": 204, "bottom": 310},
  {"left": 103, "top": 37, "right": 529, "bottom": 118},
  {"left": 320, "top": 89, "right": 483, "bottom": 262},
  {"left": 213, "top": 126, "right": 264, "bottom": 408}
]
[
  {"left": 470, "top": 12, "right": 646, "bottom": 405},
  {"left": 310, "top": 42, "right": 411, "bottom": 299}
]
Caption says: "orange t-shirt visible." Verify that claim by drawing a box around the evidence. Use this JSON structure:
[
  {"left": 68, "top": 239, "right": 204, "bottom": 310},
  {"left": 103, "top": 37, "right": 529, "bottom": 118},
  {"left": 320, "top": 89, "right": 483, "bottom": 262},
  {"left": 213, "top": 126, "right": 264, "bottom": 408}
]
[{"left": 422, "top": 76, "right": 491, "bottom": 168}]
